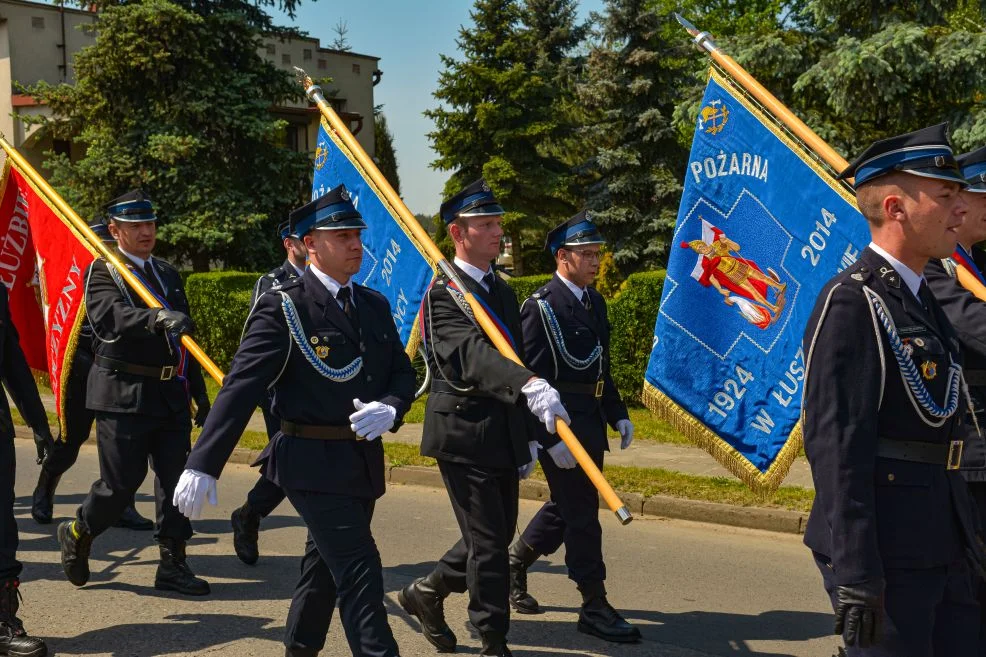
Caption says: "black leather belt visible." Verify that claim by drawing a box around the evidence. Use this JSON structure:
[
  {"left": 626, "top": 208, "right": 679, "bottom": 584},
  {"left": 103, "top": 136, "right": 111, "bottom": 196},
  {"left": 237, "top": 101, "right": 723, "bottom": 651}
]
[
  {"left": 965, "top": 370, "right": 986, "bottom": 386},
  {"left": 877, "top": 438, "right": 964, "bottom": 470},
  {"left": 95, "top": 355, "right": 176, "bottom": 381},
  {"left": 430, "top": 380, "right": 485, "bottom": 397},
  {"left": 280, "top": 420, "right": 360, "bottom": 441},
  {"left": 554, "top": 380, "right": 604, "bottom": 398}
]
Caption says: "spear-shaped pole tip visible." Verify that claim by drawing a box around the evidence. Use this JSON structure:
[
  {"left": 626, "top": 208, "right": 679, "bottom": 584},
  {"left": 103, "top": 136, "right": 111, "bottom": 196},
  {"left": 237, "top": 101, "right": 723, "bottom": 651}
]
[
  {"left": 673, "top": 12, "right": 718, "bottom": 54},
  {"left": 293, "top": 66, "right": 324, "bottom": 103}
]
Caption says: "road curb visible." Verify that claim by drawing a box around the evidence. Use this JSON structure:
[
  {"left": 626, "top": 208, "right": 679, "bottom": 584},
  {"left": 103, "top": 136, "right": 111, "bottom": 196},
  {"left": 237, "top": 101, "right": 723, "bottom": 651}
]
[{"left": 23, "top": 433, "right": 807, "bottom": 535}]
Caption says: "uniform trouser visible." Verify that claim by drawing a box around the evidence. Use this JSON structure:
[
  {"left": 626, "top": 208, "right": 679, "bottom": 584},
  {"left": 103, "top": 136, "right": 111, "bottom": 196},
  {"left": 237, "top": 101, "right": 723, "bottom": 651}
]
[
  {"left": 520, "top": 446, "right": 606, "bottom": 584},
  {"left": 0, "top": 426, "right": 20, "bottom": 581},
  {"left": 282, "top": 489, "right": 398, "bottom": 657},
  {"left": 42, "top": 351, "right": 94, "bottom": 477},
  {"left": 77, "top": 411, "right": 192, "bottom": 540},
  {"left": 815, "top": 553, "right": 979, "bottom": 656},
  {"left": 243, "top": 405, "right": 286, "bottom": 518},
  {"left": 968, "top": 481, "right": 986, "bottom": 652},
  {"left": 434, "top": 460, "right": 519, "bottom": 638}
]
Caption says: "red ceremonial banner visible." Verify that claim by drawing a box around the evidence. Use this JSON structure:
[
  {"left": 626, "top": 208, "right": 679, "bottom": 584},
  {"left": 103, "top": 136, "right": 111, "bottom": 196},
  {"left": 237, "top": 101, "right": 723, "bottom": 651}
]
[{"left": 0, "top": 158, "right": 98, "bottom": 430}]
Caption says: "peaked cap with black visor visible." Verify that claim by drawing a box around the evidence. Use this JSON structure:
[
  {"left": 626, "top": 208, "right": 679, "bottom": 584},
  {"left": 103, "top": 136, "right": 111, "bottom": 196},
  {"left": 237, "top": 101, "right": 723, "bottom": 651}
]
[
  {"left": 958, "top": 146, "right": 986, "bottom": 194},
  {"left": 837, "top": 123, "right": 967, "bottom": 190},
  {"left": 545, "top": 210, "right": 606, "bottom": 255},
  {"left": 440, "top": 178, "right": 505, "bottom": 225},
  {"left": 289, "top": 184, "right": 367, "bottom": 237},
  {"left": 105, "top": 189, "right": 157, "bottom": 223}
]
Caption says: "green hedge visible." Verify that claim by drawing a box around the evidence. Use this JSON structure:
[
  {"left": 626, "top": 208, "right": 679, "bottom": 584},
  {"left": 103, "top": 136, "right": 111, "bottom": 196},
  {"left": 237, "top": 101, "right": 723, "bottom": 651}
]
[
  {"left": 185, "top": 271, "right": 258, "bottom": 370},
  {"left": 186, "top": 268, "right": 667, "bottom": 403}
]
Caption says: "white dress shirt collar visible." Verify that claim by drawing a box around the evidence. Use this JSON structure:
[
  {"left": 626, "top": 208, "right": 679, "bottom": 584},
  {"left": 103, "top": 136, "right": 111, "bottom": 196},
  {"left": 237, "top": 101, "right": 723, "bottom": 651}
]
[
  {"left": 119, "top": 247, "right": 150, "bottom": 269},
  {"left": 556, "top": 271, "right": 587, "bottom": 303},
  {"left": 454, "top": 257, "right": 494, "bottom": 292},
  {"left": 869, "top": 242, "right": 924, "bottom": 298},
  {"left": 288, "top": 260, "right": 305, "bottom": 277},
  {"left": 309, "top": 264, "right": 354, "bottom": 308}
]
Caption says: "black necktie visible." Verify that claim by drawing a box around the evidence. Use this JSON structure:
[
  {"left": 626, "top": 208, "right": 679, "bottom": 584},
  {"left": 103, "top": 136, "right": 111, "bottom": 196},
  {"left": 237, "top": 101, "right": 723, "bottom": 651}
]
[
  {"left": 581, "top": 290, "right": 592, "bottom": 311},
  {"left": 337, "top": 286, "right": 357, "bottom": 328},
  {"left": 482, "top": 271, "right": 496, "bottom": 292},
  {"left": 143, "top": 260, "right": 164, "bottom": 297}
]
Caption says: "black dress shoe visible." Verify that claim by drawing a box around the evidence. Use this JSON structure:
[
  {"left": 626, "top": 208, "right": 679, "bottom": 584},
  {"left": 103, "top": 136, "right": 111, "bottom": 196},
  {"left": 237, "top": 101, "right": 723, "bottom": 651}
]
[
  {"left": 30, "top": 469, "right": 59, "bottom": 525},
  {"left": 57, "top": 520, "right": 92, "bottom": 587},
  {"left": 284, "top": 647, "right": 318, "bottom": 657},
  {"left": 114, "top": 504, "right": 154, "bottom": 531},
  {"left": 397, "top": 573, "right": 456, "bottom": 652},
  {"left": 231, "top": 503, "right": 261, "bottom": 565},
  {"left": 508, "top": 539, "right": 541, "bottom": 614},
  {"left": 577, "top": 594, "right": 641, "bottom": 643},
  {"left": 155, "top": 538, "right": 210, "bottom": 596},
  {"left": 479, "top": 632, "right": 513, "bottom": 656},
  {"left": 0, "top": 579, "right": 47, "bottom": 657}
]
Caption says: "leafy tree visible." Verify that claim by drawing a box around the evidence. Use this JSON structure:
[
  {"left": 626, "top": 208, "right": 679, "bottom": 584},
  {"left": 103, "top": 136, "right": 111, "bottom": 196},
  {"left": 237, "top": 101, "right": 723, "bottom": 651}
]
[
  {"left": 25, "top": 0, "right": 310, "bottom": 271},
  {"left": 374, "top": 111, "right": 401, "bottom": 195},
  {"left": 426, "top": 0, "right": 585, "bottom": 274},
  {"left": 578, "top": 0, "right": 688, "bottom": 273}
]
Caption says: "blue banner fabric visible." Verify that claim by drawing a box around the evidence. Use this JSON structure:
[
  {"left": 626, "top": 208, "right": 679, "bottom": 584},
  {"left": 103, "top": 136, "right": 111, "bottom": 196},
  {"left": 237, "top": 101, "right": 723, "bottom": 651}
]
[
  {"left": 643, "top": 69, "right": 869, "bottom": 494},
  {"left": 312, "top": 118, "right": 435, "bottom": 350}
]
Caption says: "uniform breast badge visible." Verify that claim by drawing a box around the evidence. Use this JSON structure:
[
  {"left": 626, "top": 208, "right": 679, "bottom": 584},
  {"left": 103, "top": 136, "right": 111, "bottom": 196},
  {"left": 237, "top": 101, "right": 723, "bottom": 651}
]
[
  {"left": 901, "top": 338, "right": 914, "bottom": 358},
  {"left": 315, "top": 345, "right": 330, "bottom": 359},
  {"left": 921, "top": 360, "right": 938, "bottom": 380}
]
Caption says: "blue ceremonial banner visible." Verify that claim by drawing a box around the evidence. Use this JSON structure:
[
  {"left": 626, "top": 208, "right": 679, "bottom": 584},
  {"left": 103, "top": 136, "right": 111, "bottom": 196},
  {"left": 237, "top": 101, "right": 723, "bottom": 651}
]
[
  {"left": 644, "top": 69, "right": 869, "bottom": 494},
  {"left": 312, "top": 118, "right": 435, "bottom": 351}
]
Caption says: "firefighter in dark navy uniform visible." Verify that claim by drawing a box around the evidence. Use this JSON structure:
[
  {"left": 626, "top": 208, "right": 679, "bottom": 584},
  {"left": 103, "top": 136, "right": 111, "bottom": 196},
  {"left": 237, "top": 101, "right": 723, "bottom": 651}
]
[
  {"left": 228, "top": 219, "right": 306, "bottom": 566},
  {"left": 174, "top": 184, "right": 415, "bottom": 657},
  {"left": 802, "top": 124, "right": 985, "bottom": 656},
  {"left": 56, "top": 190, "right": 211, "bottom": 597},
  {"left": 924, "top": 144, "right": 986, "bottom": 652},
  {"left": 508, "top": 212, "right": 640, "bottom": 644},
  {"left": 398, "top": 179, "right": 569, "bottom": 657},
  {"left": 0, "top": 281, "right": 53, "bottom": 656},
  {"left": 30, "top": 219, "right": 153, "bottom": 531}
]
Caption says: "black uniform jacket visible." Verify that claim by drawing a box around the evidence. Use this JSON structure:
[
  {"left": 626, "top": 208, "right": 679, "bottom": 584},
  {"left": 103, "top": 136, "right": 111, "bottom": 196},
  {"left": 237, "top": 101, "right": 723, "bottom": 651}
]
[
  {"left": 520, "top": 274, "right": 628, "bottom": 454},
  {"left": 926, "top": 256, "right": 986, "bottom": 481},
  {"left": 420, "top": 265, "right": 537, "bottom": 469},
  {"left": 802, "top": 247, "right": 979, "bottom": 586},
  {"left": 186, "top": 269, "right": 415, "bottom": 499},
  {"left": 251, "top": 259, "right": 301, "bottom": 309},
  {"left": 0, "top": 284, "right": 49, "bottom": 436},
  {"left": 84, "top": 254, "right": 206, "bottom": 417}
]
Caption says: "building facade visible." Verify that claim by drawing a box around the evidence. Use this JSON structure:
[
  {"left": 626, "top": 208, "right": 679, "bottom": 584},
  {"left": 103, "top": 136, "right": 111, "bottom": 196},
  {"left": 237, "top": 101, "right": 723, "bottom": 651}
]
[{"left": 0, "top": 0, "right": 379, "bottom": 172}]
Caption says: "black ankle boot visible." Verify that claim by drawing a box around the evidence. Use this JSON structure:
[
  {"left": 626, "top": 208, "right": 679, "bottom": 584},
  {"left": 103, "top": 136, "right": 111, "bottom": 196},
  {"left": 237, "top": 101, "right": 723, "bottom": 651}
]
[
  {"left": 114, "top": 504, "right": 153, "bottom": 531},
  {"left": 576, "top": 581, "right": 641, "bottom": 643},
  {"left": 231, "top": 503, "right": 261, "bottom": 565},
  {"left": 284, "top": 646, "right": 318, "bottom": 657},
  {"left": 479, "top": 632, "right": 512, "bottom": 656},
  {"left": 508, "top": 539, "right": 541, "bottom": 614},
  {"left": 57, "top": 520, "right": 92, "bottom": 587},
  {"left": 0, "top": 580, "right": 47, "bottom": 657},
  {"left": 398, "top": 571, "right": 456, "bottom": 652},
  {"left": 30, "top": 470, "right": 60, "bottom": 525},
  {"left": 155, "top": 538, "right": 210, "bottom": 596}
]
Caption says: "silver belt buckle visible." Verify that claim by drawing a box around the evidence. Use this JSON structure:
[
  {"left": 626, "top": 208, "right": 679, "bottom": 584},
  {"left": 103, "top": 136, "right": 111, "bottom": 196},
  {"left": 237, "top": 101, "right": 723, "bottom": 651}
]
[
  {"left": 160, "top": 365, "right": 175, "bottom": 381},
  {"left": 947, "top": 440, "right": 964, "bottom": 470},
  {"left": 594, "top": 380, "right": 604, "bottom": 398}
]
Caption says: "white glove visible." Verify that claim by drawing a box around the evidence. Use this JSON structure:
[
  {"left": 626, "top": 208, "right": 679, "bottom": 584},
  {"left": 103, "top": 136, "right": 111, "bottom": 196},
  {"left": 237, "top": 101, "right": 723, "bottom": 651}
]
[
  {"left": 173, "top": 469, "right": 217, "bottom": 520},
  {"left": 349, "top": 398, "right": 397, "bottom": 441},
  {"left": 518, "top": 441, "right": 539, "bottom": 480},
  {"left": 547, "top": 441, "right": 578, "bottom": 469},
  {"left": 616, "top": 419, "right": 634, "bottom": 450},
  {"left": 521, "top": 378, "right": 571, "bottom": 434}
]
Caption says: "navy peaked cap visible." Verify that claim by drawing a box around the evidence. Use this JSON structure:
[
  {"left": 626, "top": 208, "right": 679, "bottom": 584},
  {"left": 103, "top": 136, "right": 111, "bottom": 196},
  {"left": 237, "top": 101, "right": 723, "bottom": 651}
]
[
  {"left": 545, "top": 210, "right": 605, "bottom": 255},
  {"left": 289, "top": 184, "right": 366, "bottom": 237},
  {"left": 838, "top": 123, "right": 966, "bottom": 189},
  {"left": 105, "top": 189, "right": 156, "bottom": 223},
  {"left": 958, "top": 146, "right": 986, "bottom": 194},
  {"left": 88, "top": 219, "right": 115, "bottom": 243},
  {"left": 440, "top": 178, "right": 504, "bottom": 225}
]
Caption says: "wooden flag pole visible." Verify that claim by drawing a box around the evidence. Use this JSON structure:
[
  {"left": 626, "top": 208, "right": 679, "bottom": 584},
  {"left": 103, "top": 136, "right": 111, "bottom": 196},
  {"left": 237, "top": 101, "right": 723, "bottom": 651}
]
[
  {"left": 0, "top": 136, "right": 225, "bottom": 386},
  {"left": 295, "top": 68, "right": 633, "bottom": 525}
]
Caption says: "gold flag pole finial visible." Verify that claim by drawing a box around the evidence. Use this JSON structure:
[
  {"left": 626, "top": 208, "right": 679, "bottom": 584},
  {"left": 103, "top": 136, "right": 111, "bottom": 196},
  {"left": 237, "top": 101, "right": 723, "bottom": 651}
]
[{"left": 296, "top": 67, "right": 633, "bottom": 525}]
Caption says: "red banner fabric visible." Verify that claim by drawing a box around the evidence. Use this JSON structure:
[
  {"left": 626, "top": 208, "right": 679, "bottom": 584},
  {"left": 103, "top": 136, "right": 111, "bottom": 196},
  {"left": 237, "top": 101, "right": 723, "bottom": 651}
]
[{"left": 0, "top": 159, "right": 98, "bottom": 428}]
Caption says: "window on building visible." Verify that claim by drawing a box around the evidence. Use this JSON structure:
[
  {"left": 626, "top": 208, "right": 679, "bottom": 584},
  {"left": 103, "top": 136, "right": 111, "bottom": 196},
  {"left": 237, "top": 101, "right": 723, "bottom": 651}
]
[
  {"left": 31, "top": 16, "right": 44, "bottom": 29},
  {"left": 284, "top": 124, "right": 301, "bottom": 152},
  {"left": 303, "top": 49, "right": 312, "bottom": 61},
  {"left": 266, "top": 44, "right": 276, "bottom": 55},
  {"left": 282, "top": 53, "right": 291, "bottom": 65},
  {"left": 352, "top": 63, "right": 361, "bottom": 75},
  {"left": 317, "top": 59, "right": 327, "bottom": 70}
]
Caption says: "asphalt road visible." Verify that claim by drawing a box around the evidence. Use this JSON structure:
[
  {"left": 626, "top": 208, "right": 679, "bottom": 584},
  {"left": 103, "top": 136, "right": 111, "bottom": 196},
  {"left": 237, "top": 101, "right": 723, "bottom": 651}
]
[{"left": 11, "top": 440, "right": 840, "bottom": 656}]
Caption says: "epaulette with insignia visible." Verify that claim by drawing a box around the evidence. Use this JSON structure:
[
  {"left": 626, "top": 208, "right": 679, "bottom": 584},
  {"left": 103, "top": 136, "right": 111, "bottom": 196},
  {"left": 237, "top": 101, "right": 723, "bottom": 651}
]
[
  {"left": 275, "top": 277, "right": 304, "bottom": 293},
  {"left": 846, "top": 264, "right": 873, "bottom": 285}
]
